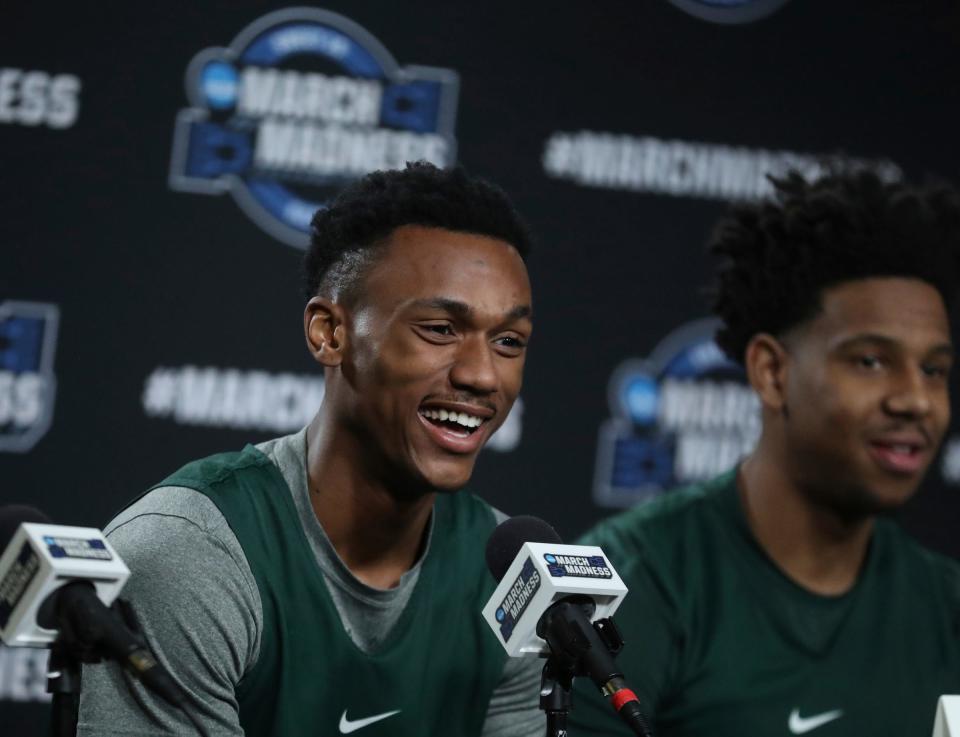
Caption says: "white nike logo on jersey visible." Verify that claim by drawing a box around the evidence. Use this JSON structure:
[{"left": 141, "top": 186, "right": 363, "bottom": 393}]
[
  {"left": 788, "top": 707, "right": 844, "bottom": 734},
  {"left": 338, "top": 709, "right": 401, "bottom": 733}
]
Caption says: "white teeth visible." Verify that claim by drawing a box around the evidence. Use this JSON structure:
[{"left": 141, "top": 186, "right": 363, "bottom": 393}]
[
  {"left": 420, "top": 408, "right": 484, "bottom": 428},
  {"left": 892, "top": 444, "right": 913, "bottom": 454}
]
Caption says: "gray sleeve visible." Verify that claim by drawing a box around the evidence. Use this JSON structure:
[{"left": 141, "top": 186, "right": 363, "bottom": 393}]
[
  {"left": 77, "top": 487, "right": 261, "bottom": 736},
  {"left": 482, "top": 655, "right": 544, "bottom": 737}
]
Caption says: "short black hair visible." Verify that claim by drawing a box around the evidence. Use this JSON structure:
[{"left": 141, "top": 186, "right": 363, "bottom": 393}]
[
  {"left": 709, "top": 169, "right": 960, "bottom": 363},
  {"left": 304, "top": 162, "right": 532, "bottom": 302}
]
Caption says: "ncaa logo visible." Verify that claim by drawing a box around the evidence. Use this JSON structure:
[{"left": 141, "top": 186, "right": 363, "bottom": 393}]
[
  {"left": 0, "top": 301, "right": 59, "bottom": 453},
  {"left": 666, "top": 0, "right": 792, "bottom": 24},
  {"left": 593, "top": 318, "right": 759, "bottom": 508},
  {"left": 169, "top": 7, "right": 459, "bottom": 249}
]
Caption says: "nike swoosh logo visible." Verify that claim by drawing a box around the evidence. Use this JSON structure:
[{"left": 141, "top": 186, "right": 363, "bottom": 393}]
[
  {"left": 339, "top": 709, "right": 401, "bottom": 734},
  {"left": 788, "top": 708, "right": 844, "bottom": 734}
]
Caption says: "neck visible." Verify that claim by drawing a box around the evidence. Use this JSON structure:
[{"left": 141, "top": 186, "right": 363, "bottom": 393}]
[
  {"left": 305, "top": 411, "right": 435, "bottom": 590},
  {"left": 738, "top": 437, "right": 874, "bottom": 596}
]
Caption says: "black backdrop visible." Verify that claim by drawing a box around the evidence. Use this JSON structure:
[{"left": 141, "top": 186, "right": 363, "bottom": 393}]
[{"left": 3, "top": 1, "right": 959, "bottom": 730}]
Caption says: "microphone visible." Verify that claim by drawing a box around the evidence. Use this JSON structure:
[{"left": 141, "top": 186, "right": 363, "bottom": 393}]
[
  {"left": 482, "top": 516, "right": 652, "bottom": 737},
  {"left": 0, "top": 506, "right": 184, "bottom": 707},
  {"left": 482, "top": 516, "right": 627, "bottom": 655}
]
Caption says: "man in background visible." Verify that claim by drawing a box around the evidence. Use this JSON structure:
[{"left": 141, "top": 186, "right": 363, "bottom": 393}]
[
  {"left": 572, "top": 170, "right": 960, "bottom": 735},
  {"left": 79, "top": 163, "right": 542, "bottom": 736}
]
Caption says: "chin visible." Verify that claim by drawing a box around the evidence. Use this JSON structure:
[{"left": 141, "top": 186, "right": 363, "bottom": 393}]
[
  {"left": 427, "top": 472, "right": 474, "bottom": 494},
  {"left": 419, "top": 457, "right": 477, "bottom": 493},
  {"left": 836, "top": 478, "right": 921, "bottom": 518},
  {"left": 867, "top": 484, "right": 922, "bottom": 513}
]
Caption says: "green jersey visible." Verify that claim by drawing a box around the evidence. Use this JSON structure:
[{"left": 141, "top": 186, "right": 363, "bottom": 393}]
[
  {"left": 569, "top": 470, "right": 960, "bottom": 736},
  {"left": 157, "top": 444, "right": 507, "bottom": 737}
]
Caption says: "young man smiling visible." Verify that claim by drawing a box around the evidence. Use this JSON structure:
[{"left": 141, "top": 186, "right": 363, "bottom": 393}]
[
  {"left": 571, "top": 171, "right": 960, "bottom": 736},
  {"left": 78, "top": 163, "right": 542, "bottom": 736}
]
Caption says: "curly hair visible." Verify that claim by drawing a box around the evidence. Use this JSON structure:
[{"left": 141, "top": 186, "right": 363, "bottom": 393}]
[
  {"left": 304, "top": 162, "right": 532, "bottom": 303},
  {"left": 709, "top": 169, "right": 960, "bottom": 363}
]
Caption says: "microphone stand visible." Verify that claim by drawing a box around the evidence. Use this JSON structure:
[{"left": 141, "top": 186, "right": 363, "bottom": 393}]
[
  {"left": 540, "top": 656, "right": 575, "bottom": 737},
  {"left": 47, "top": 642, "right": 81, "bottom": 737},
  {"left": 537, "top": 599, "right": 654, "bottom": 737},
  {"left": 45, "top": 588, "right": 118, "bottom": 737}
]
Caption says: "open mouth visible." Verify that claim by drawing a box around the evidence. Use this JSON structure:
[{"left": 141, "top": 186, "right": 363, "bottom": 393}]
[
  {"left": 418, "top": 407, "right": 486, "bottom": 438},
  {"left": 868, "top": 441, "right": 926, "bottom": 474}
]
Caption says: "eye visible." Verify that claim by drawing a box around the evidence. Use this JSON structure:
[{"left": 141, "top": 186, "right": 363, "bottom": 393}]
[
  {"left": 414, "top": 322, "right": 456, "bottom": 343},
  {"left": 855, "top": 354, "right": 883, "bottom": 370},
  {"left": 493, "top": 334, "right": 527, "bottom": 356},
  {"left": 921, "top": 362, "right": 951, "bottom": 379}
]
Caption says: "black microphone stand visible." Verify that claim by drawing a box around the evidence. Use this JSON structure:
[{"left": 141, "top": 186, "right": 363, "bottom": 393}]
[
  {"left": 540, "top": 655, "right": 575, "bottom": 737},
  {"left": 45, "top": 586, "right": 118, "bottom": 737},
  {"left": 537, "top": 596, "right": 654, "bottom": 737},
  {"left": 47, "top": 641, "right": 82, "bottom": 737}
]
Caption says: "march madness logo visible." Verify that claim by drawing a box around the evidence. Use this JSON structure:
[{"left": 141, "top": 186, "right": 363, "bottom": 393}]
[
  {"left": 494, "top": 557, "right": 540, "bottom": 642},
  {"left": 593, "top": 318, "right": 759, "bottom": 508},
  {"left": 543, "top": 553, "right": 612, "bottom": 579},
  {"left": 169, "top": 7, "right": 459, "bottom": 249},
  {"left": 0, "top": 302, "right": 59, "bottom": 453}
]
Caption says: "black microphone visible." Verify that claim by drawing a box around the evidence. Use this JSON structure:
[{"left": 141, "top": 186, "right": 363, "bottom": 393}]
[
  {"left": 485, "top": 515, "right": 562, "bottom": 581},
  {"left": 0, "top": 504, "right": 49, "bottom": 547},
  {"left": 485, "top": 516, "right": 653, "bottom": 737},
  {"left": 0, "top": 505, "right": 185, "bottom": 708}
]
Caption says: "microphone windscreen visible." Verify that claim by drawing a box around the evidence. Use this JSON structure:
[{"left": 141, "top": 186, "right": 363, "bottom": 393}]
[
  {"left": 0, "top": 505, "right": 51, "bottom": 552},
  {"left": 485, "top": 515, "right": 562, "bottom": 582}
]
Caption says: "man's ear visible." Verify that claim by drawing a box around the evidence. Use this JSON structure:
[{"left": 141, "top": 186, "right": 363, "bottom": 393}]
[
  {"left": 304, "top": 297, "right": 347, "bottom": 367},
  {"left": 744, "top": 333, "right": 790, "bottom": 413}
]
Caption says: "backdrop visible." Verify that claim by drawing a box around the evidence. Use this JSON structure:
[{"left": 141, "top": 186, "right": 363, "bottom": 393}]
[{"left": 3, "top": 1, "right": 959, "bottom": 730}]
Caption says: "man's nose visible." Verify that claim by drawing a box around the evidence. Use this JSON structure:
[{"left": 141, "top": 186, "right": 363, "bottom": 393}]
[
  {"left": 884, "top": 365, "right": 933, "bottom": 418},
  {"left": 449, "top": 334, "right": 499, "bottom": 394}
]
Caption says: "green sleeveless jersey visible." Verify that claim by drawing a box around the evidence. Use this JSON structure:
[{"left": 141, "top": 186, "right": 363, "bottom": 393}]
[
  {"left": 156, "top": 444, "right": 507, "bottom": 737},
  {"left": 569, "top": 470, "right": 960, "bottom": 736}
]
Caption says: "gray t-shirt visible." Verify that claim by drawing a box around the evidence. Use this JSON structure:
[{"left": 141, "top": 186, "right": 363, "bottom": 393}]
[{"left": 78, "top": 429, "right": 543, "bottom": 735}]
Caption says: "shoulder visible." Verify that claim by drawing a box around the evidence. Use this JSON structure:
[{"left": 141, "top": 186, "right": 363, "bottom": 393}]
[
  {"left": 108, "top": 484, "right": 233, "bottom": 539},
  {"left": 107, "top": 486, "right": 261, "bottom": 621},
  {"left": 108, "top": 485, "right": 262, "bottom": 674},
  {"left": 578, "top": 472, "right": 733, "bottom": 562},
  {"left": 108, "top": 484, "right": 246, "bottom": 557},
  {"left": 874, "top": 520, "right": 960, "bottom": 604},
  {"left": 575, "top": 472, "right": 739, "bottom": 622},
  {"left": 79, "top": 486, "right": 262, "bottom": 733},
  {"left": 152, "top": 444, "right": 273, "bottom": 493}
]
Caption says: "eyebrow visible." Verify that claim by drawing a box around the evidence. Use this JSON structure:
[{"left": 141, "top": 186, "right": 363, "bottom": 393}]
[
  {"left": 411, "top": 297, "right": 532, "bottom": 321},
  {"left": 834, "top": 333, "right": 954, "bottom": 357}
]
